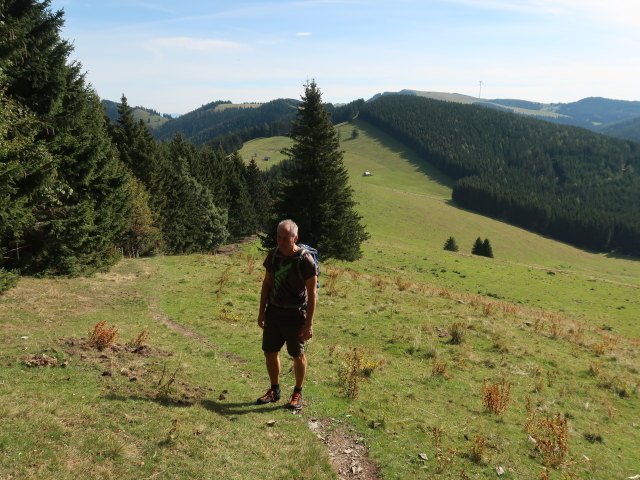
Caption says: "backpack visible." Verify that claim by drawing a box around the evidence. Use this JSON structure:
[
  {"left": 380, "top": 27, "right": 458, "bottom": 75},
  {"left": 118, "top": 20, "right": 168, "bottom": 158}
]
[{"left": 271, "top": 243, "right": 320, "bottom": 290}]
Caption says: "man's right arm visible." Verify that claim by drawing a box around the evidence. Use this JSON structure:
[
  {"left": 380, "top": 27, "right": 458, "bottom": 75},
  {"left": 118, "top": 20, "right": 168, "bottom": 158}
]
[{"left": 257, "top": 270, "right": 274, "bottom": 329}]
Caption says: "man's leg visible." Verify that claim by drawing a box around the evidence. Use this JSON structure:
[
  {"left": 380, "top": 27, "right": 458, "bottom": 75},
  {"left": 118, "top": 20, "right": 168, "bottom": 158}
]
[
  {"left": 257, "top": 351, "right": 281, "bottom": 404},
  {"left": 292, "top": 354, "right": 306, "bottom": 389},
  {"left": 265, "top": 351, "right": 280, "bottom": 385}
]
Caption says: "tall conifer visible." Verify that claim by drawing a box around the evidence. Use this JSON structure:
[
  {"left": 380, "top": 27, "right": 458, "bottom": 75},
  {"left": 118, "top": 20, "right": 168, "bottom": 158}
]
[
  {"left": 266, "top": 80, "right": 369, "bottom": 260},
  {"left": 1, "top": 0, "right": 133, "bottom": 274}
]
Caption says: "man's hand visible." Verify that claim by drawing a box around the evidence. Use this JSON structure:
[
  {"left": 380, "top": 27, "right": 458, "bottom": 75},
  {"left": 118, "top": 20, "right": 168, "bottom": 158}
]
[
  {"left": 257, "top": 311, "right": 267, "bottom": 329},
  {"left": 300, "top": 324, "right": 313, "bottom": 341}
]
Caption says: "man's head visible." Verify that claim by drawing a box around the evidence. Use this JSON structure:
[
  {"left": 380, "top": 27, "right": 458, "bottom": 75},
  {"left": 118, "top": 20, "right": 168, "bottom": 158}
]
[{"left": 277, "top": 219, "right": 299, "bottom": 256}]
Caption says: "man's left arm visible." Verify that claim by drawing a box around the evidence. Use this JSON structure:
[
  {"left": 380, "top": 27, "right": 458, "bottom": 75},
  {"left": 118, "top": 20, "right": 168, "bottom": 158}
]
[{"left": 301, "top": 275, "right": 317, "bottom": 341}]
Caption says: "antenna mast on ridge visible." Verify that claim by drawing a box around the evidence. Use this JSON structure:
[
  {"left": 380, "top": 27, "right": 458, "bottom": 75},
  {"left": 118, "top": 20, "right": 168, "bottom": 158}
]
[{"left": 478, "top": 80, "right": 483, "bottom": 99}]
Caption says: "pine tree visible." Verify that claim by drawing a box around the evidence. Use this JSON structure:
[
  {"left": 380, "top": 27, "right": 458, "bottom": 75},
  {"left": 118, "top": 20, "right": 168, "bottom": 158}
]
[
  {"left": 224, "top": 152, "right": 258, "bottom": 239},
  {"left": 244, "top": 158, "right": 272, "bottom": 231},
  {"left": 482, "top": 238, "right": 494, "bottom": 258},
  {"left": 111, "top": 95, "right": 157, "bottom": 187},
  {"left": 471, "top": 237, "right": 484, "bottom": 256},
  {"left": 1, "top": 0, "right": 133, "bottom": 275},
  {"left": 152, "top": 135, "right": 228, "bottom": 253},
  {"left": 443, "top": 236, "right": 459, "bottom": 252},
  {"left": 265, "top": 80, "right": 369, "bottom": 260}
]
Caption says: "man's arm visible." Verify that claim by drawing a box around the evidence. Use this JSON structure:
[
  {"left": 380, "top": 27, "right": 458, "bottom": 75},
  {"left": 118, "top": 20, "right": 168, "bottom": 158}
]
[
  {"left": 300, "top": 275, "right": 317, "bottom": 341},
  {"left": 257, "top": 270, "right": 274, "bottom": 329}
]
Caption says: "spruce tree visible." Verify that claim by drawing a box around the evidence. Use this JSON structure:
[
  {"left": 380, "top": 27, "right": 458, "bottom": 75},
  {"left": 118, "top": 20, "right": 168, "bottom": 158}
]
[
  {"left": 244, "top": 158, "right": 272, "bottom": 231},
  {"left": 224, "top": 152, "right": 258, "bottom": 239},
  {"left": 471, "top": 237, "right": 484, "bottom": 256},
  {"left": 1, "top": 0, "right": 133, "bottom": 275},
  {"left": 152, "top": 135, "right": 228, "bottom": 253},
  {"left": 482, "top": 238, "right": 494, "bottom": 258},
  {"left": 266, "top": 80, "right": 369, "bottom": 260},
  {"left": 443, "top": 236, "right": 459, "bottom": 252}
]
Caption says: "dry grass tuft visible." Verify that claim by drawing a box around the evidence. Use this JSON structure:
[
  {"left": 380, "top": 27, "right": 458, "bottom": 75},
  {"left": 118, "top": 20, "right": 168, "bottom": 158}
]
[
  {"left": 448, "top": 322, "right": 467, "bottom": 345},
  {"left": 127, "top": 330, "right": 149, "bottom": 349},
  {"left": 482, "top": 379, "right": 511, "bottom": 415},
  {"left": 525, "top": 412, "right": 569, "bottom": 468},
  {"left": 89, "top": 321, "right": 118, "bottom": 350}
]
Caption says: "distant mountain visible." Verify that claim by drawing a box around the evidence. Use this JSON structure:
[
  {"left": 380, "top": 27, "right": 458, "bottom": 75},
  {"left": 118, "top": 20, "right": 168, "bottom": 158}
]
[
  {"left": 102, "top": 99, "right": 171, "bottom": 129},
  {"left": 368, "top": 90, "right": 640, "bottom": 140},
  {"left": 152, "top": 99, "right": 299, "bottom": 146}
]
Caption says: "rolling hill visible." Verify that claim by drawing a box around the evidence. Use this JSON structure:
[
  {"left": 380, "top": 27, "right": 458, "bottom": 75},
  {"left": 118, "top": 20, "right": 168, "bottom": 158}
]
[{"left": 370, "top": 89, "right": 640, "bottom": 139}]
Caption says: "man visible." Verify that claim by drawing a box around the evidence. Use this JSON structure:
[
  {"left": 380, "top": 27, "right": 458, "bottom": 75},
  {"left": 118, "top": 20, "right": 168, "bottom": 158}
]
[{"left": 256, "top": 219, "right": 317, "bottom": 410}]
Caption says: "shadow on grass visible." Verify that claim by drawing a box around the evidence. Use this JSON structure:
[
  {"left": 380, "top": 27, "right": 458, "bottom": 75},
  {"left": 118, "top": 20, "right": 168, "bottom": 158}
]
[
  {"left": 352, "top": 119, "right": 454, "bottom": 191},
  {"left": 102, "top": 392, "right": 288, "bottom": 415},
  {"left": 201, "top": 399, "right": 287, "bottom": 416},
  {"left": 102, "top": 392, "right": 194, "bottom": 408}
]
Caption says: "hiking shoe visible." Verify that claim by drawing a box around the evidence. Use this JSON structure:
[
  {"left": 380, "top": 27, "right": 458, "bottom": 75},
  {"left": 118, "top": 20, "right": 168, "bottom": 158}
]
[
  {"left": 256, "top": 388, "right": 280, "bottom": 405},
  {"left": 286, "top": 392, "right": 303, "bottom": 410}
]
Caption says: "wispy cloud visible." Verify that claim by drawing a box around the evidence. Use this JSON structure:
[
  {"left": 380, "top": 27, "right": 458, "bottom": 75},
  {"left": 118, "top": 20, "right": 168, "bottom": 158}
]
[
  {"left": 296, "top": 32, "right": 312, "bottom": 36},
  {"left": 148, "top": 37, "right": 243, "bottom": 52}
]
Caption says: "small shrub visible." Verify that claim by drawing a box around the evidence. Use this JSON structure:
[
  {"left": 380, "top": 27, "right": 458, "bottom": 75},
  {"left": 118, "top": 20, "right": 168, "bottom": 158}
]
[
  {"left": 482, "top": 379, "right": 511, "bottom": 415},
  {"left": 127, "top": 330, "right": 149, "bottom": 350},
  {"left": 216, "top": 265, "right": 233, "bottom": 294},
  {"left": 89, "top": 321, "right": 118, "bottom": 350},
  {"left": 155, "top": 362, "right": 182, "bottom": 402},
  {"left": 525, "top": 412, "right": 569, "bottom": 467},
  {"left": 468, "top": 434, "right": 487, "bottom": 464},
  {"left": 370, "top": 276, "right": 386, "bottom": 290},
  {"left": 449, "top": 322, "right": 466, "bottom": 345},
  {"left": 337, "top": 348, "right": 365, "bottom": 399},
  {"left": 431, "top": 359, "right": 450, "bottom": 378}
]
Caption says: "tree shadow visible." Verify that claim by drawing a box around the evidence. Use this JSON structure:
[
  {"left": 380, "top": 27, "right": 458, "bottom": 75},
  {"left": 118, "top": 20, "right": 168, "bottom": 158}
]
[{"left": 352, "top": 120, "right": 454, "bottom": 191}]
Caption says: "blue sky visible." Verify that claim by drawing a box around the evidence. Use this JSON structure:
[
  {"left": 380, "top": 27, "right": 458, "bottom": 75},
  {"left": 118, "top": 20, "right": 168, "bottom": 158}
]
[{"left": 51, "top": 0, "right": 640, "bottom": 114}]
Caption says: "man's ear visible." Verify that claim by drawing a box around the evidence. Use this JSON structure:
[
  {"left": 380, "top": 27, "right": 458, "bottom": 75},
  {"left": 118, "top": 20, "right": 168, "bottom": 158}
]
[{"left": 294, "top": 235, "right": 299, "bottom": 243}]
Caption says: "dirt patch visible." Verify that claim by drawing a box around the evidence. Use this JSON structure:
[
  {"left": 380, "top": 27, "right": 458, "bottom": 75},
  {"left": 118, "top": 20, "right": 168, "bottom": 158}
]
[
  {"left": 308, "top": 418, "right": 381, "bottom": 479},
  {"left": 215, "top": 235, "right": 257, "bottom": 255},
  {"left": 22, "top": 353, "right": 65, "bottom": 368},
  {"left": 59, "top": 336, "right": 173, "bottom": 363}
]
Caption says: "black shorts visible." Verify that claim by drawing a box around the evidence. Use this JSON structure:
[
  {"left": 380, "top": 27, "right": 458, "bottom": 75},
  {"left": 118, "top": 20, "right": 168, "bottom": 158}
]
[{"left": 262, "top": 305, "right": 306, "bottom": 357}]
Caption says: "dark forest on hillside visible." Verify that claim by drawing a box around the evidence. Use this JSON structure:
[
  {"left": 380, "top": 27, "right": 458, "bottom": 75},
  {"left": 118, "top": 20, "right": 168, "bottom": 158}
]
[{"left": 359, "top": 95, "right": 640, "bottom": 255}]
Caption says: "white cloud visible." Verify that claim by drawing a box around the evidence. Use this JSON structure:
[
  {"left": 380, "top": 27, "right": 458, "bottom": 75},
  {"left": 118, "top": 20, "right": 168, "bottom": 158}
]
[{"left": 296, "top": 32, "right": 313, "bottom": 36}]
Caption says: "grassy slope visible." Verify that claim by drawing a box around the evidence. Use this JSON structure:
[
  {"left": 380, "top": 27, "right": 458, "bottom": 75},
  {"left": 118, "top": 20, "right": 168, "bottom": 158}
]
[
  {"left": 241, "top": 122, "right": 640, "bottom": 336},
  {"left": 1, "top": 120, "right": 639, "bottom": 479}
]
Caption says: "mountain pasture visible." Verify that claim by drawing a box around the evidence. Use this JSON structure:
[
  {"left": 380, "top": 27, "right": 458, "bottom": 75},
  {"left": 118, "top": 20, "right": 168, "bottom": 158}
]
[{"left": 1, "top": 120, "right": 639, "bottom": 479}]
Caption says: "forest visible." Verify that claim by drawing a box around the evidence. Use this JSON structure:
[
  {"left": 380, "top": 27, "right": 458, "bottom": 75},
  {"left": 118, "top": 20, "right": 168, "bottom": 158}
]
[
  {"left": 0, "top": 1, "right": 271, "bottom": 292},
  {"left": 358, "top": 95, "right": 640, "bottom": 256}
]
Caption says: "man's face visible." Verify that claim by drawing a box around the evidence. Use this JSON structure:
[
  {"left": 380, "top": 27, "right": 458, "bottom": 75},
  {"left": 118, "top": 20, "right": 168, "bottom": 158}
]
[{"left": 277, "top": 226, "right": 298, "bottom": 255}]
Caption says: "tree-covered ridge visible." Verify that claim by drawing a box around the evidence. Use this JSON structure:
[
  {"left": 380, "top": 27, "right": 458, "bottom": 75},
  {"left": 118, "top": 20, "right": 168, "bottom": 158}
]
[
  {"left": 359, "top": 95, "right": 640, "bottom": 255},
  {"left": 153, "top": 99, "right": 299, "bottom": 145}
]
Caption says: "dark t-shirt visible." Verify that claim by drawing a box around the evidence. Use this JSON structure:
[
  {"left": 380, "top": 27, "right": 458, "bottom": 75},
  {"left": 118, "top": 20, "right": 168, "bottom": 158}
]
[{"left": 264, "top": 247, "right": 317, "bottom": 308}]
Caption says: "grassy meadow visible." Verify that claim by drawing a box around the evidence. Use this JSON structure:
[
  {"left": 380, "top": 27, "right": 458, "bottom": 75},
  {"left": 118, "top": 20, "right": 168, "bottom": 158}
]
[{"left": 1, "top": 120, "right": 639, "bottom": 479}]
